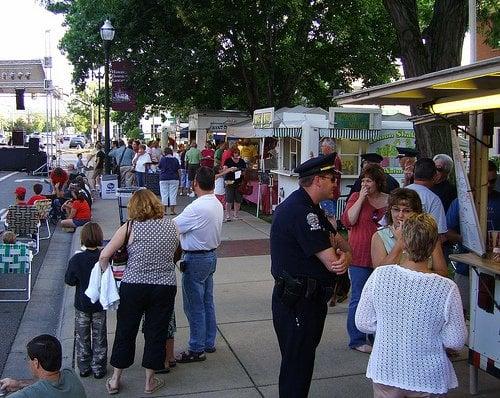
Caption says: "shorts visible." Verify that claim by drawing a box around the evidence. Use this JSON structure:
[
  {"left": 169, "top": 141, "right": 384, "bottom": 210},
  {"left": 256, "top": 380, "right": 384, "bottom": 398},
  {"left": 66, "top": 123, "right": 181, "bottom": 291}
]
[
  {"left": 226, "top": 184, "right": 243, "bottom": 204},
  {"left": 73, "top": 219, "right": 90, "bottom": 227},
  {"left": 215, "top": 194, "right": 226, "bottom": 207},
  {"left": 92, "top": 168, "right": 103, "bottom": 180},
  {"left": 188, "top": 164, "right": 200, "bottom": 182}
]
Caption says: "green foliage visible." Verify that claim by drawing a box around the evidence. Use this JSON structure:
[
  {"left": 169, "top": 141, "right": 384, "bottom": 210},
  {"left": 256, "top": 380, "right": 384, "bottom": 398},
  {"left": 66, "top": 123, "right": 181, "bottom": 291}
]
[
  {"left": 478, "top": 0, "right": 500, "bottom": 48},
  {"left": 125, "top": 127, "right": 143, "bottom": 140},
  {"left": 46, "top": 0, "right": 400, "bottom": 113}
]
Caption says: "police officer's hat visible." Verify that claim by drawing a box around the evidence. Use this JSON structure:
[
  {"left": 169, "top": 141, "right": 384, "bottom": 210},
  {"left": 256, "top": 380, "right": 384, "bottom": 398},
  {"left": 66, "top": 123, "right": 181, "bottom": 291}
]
[
  {"left": 294, "top": 153, "right": 340, "bottom": 178},
  {"left": 396, "top": 147, "right": 418, "bottom": 158},
  {"left": 360, "top": 153, "right": 383, "bottom": 163}
]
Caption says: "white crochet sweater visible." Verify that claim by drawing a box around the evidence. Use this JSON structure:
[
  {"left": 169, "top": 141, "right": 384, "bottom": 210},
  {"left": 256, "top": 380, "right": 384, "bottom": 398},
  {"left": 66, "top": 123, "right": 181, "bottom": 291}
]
[{"left": 355, "top": 265, "right": 467, "bottom": 394}]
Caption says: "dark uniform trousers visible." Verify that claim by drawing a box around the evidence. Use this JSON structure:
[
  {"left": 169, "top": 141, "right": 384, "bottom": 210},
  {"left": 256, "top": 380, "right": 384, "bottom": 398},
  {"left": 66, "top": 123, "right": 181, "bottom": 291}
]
[{"left": 272, "top": 286, "right": 328, "bottom": 398}]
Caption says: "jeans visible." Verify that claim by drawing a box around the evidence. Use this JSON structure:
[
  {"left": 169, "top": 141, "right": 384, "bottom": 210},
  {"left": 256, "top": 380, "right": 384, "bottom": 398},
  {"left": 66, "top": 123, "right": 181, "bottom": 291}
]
[
  {"left": 136, "top": 171, "right": 145, "bottom": 187},
  {"left": 347, "top": 265, "right": 373, "bottom": 348},
  {"left": 182, "top": 251, "right": 217, "bottom": 353}
]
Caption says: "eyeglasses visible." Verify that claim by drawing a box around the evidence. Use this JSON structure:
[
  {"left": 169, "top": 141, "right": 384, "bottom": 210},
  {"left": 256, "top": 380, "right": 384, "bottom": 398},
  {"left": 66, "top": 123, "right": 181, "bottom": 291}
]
[
  {"left": 318, "top": 175, "right": 335, "bottom": 182},
  {"left": 391, "top": 206, "right": 413, "bottom": 214}
]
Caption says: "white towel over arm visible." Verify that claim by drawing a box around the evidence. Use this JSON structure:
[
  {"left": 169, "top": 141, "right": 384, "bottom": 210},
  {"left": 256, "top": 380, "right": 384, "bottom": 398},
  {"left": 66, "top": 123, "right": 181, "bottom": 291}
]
[{"left": 84, "top": 263, "right": 101, "bottom": 304}]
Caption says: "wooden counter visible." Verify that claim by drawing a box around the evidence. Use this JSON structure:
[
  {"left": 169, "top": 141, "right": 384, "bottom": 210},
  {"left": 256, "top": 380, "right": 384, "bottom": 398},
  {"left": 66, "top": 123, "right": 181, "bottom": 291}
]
[{"left": 449, "top": 252, "right": 500, "bottom": 274}]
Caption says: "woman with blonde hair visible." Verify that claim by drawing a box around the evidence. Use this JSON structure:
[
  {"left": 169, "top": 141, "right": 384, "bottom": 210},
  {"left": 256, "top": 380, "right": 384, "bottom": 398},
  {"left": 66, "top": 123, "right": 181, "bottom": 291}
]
[
  {"left": 99, "top": 189, "right": 178, "bottom": 395},
  {"left": 356, "top": 213, "right": 467, "bottom": 397}
]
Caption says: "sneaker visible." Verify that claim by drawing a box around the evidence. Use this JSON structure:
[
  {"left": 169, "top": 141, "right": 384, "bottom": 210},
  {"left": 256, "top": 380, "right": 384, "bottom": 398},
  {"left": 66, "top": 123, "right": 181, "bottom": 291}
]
[
  {"left": 205, "top": 347, "right": 216, "bottom": 353},
  {"left": 93, "top": 370, "right": 106, "bottom": 379},
  {"left": 79, "top": 369, "right": 92, "bottom": 378},
  {"left": 188, "top": 192, "right": 196, "bottom": 198},
  {"left": 176, "top": 350, "right": 206, "bottom": 363}
]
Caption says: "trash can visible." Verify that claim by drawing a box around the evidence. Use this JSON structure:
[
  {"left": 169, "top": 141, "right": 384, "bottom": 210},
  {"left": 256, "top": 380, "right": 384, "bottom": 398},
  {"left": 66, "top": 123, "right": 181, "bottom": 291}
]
[
  {"left": 117, "top": 187, "right": 141, "bottom": 224},
  {"left": 101, "top": 175, "right": 118, "bottom": 200}
]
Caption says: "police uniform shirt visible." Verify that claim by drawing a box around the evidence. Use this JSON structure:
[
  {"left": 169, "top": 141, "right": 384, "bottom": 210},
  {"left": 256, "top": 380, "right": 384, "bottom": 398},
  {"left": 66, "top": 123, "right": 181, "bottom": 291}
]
[{"left": 271, "top": 187, "right": 337, "bottom": 282}]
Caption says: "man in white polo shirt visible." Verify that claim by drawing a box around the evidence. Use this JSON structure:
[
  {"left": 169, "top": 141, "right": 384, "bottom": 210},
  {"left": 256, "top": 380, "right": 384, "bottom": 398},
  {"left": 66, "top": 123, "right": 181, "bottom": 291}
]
[{"left": 173, "top": 166, "right": 224, "bottom": 362}]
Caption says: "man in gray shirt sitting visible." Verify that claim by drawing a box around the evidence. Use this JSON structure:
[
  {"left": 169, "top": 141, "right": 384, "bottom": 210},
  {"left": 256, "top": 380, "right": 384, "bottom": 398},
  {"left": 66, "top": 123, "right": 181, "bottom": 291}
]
[{"left": 0, "top": 334, "right": 86, "bottom": 397}]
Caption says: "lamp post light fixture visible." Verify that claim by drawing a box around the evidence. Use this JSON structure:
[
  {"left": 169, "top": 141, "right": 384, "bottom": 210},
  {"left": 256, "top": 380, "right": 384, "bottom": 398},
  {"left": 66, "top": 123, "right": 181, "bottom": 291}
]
[{"left": 100, "top": 19, "right": 115, "bottom": 174}]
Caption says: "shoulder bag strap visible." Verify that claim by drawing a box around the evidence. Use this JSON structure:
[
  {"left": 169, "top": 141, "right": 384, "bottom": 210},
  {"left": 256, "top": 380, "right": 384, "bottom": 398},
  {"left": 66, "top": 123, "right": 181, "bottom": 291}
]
[
  {"left": 118, "top": 147, "right": 126, "bottom": 167},
  {"left": 123, "top": 220, "right": 132, "bottom": 247}
]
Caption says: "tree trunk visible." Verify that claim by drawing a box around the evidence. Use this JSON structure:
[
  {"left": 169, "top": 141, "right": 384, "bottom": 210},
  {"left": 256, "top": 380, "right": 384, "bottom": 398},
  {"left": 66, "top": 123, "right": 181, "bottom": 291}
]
[{"left": 383, "top": 0, "right": 468, "bottom": 158}]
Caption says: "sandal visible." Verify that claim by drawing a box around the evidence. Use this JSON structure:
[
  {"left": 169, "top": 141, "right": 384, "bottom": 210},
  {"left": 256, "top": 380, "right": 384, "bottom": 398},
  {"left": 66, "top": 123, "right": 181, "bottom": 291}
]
[
  {"left": 168, "top": 360, "right": 177, "bottom": 368},
  {"left": 106, "top": 378, "right": 119, "bottom": 395},
  {"left": 154, "top": 367, "right": 170, "bottom": 374},
  {"left": 144, "top": 377, "right": 165, "bottom": 394},
  {"left": 175, "top": 350, "right": 206, "bottom": 363}
]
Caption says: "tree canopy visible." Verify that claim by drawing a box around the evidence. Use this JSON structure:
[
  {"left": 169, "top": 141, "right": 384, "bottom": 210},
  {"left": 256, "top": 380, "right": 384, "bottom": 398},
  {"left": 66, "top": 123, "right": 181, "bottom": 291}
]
[{"left": 43, "top": 0, "right": 400, "bottom": 116}]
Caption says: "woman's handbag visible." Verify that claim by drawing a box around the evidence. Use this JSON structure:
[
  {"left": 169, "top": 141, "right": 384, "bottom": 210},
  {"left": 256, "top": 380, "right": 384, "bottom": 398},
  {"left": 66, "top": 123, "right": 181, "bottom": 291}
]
[{"left": 110, "top": 220, "right": 132, "bottom": 283}]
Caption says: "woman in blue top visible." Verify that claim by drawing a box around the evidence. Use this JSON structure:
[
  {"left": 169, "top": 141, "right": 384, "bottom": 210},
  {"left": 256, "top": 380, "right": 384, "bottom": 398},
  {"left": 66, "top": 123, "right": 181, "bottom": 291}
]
[{"left": 158, "top": 147, "right": 181, "bottom": 215}]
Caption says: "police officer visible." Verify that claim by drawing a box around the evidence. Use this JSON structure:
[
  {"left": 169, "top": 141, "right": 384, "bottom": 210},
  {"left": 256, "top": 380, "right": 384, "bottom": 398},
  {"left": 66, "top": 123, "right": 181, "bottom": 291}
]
[
  {"left": 271, "top": 154, "right": 351, "bottom": 397},
  {"left": 396, "top": 147, "right": 418, "bottom": 186}
]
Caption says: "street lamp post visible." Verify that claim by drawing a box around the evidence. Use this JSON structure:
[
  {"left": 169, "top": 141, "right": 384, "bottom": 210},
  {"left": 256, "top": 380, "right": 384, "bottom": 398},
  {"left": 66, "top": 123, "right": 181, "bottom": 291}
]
[{"left": 100, "top": 19, "right": 115, "bottom": 174}]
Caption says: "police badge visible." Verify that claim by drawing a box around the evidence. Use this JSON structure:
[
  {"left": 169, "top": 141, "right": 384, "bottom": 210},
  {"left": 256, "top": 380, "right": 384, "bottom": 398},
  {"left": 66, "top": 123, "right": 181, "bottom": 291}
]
[{"left": 306, "top": 213, "right": 321, "bottom": 231}]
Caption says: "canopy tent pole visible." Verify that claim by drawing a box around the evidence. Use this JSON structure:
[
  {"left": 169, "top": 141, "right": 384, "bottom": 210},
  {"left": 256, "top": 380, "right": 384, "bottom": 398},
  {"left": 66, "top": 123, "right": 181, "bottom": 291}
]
[{"left": 256, "top": 137, "right": 265, "bottom": 218}]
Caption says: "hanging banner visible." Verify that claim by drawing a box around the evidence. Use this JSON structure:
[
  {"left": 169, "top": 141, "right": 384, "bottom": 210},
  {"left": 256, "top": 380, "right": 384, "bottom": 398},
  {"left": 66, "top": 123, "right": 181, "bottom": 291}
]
[{"left": 111, "top": 61, "right": 137, "bottom": 111}]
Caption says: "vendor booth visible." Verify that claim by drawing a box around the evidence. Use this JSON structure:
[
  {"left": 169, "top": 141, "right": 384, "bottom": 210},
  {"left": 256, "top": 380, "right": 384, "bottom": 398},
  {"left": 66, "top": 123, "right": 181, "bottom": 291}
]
[{"left": 335, "top": 56, "right": 500, "bottom": 394}]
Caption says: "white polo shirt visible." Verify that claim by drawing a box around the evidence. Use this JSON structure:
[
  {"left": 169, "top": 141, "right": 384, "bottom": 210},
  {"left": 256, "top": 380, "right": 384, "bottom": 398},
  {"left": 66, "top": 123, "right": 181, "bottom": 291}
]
[
  {"left": 173, "top": 193, "right": 224, "bottom": 251},
  {"left": 406, "top": 183, "right": 448, "bottom": 234}
]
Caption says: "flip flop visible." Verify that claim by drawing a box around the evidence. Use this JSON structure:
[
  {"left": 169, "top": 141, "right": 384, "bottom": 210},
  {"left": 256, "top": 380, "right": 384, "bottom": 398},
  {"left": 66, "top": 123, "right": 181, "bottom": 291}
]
[
  {"left": 106, "top": 378, "right": 119, "bottom": 395},
  {"left": 144, "top": 377, "right": 165, "bottom": 394}
]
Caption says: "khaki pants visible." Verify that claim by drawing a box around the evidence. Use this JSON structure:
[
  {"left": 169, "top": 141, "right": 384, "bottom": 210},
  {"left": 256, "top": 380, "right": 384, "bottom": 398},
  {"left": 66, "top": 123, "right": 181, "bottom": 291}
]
[
  {"left": 120, "top": 165, "right": 135, "bottom": 187},
  {"left": 373, "top": 383, "right": 447, "bottom": 398}
]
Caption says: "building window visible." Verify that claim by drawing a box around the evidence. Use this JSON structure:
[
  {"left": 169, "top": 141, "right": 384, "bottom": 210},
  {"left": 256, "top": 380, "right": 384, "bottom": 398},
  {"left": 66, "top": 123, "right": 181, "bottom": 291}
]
[
  {"left": 281, "top": 138, "right": 301, "bottom": 171},
  {"left": 339, "top": 140, "right": 364, "bottom": 175}
]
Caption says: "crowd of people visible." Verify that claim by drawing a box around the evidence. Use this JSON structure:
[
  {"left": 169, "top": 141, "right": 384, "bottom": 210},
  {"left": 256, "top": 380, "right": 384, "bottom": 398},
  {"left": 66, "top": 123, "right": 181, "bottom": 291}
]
[
  {"left": 2, "top": 135, "right": 492, "bottom": 397},
  {"left": 269, "top": 140, "right": 485, "bottom": 397}
]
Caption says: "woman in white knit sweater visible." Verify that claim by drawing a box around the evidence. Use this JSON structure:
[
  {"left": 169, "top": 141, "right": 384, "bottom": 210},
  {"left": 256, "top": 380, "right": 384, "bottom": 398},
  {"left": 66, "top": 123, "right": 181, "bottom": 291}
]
[{"left": 356, "top": 213, "right": 467, "bottom": 397}]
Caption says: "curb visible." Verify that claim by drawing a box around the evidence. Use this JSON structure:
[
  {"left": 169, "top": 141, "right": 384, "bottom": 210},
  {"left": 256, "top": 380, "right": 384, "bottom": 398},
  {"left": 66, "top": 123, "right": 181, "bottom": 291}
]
[{"left": 58, "top": 227, "right": 82, "bottom": 371}]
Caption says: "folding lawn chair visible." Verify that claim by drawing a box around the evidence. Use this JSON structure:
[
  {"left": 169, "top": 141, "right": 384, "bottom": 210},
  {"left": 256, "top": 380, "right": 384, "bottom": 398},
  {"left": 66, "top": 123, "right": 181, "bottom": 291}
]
[
  {"left": 5, "top": 205, "right": 41, "bottom": 255},
  {"left": 0, "top": 243, "right": 33, "bottom": 302},
  {"left": 34, "top": 199, "right": 52, "bottom": 240}
]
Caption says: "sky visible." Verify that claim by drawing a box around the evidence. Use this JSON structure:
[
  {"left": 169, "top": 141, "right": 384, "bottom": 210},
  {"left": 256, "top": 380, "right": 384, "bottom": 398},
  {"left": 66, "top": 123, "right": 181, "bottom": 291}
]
[{"left": 0, "top": 0, "right": 73, "bottom": 115}]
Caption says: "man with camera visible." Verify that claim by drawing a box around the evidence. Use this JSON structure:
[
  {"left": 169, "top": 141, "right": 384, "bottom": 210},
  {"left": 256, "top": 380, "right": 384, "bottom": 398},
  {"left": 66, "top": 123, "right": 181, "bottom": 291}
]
[{"left": 271, "top": 154, "right": 351, "bottom": 397}]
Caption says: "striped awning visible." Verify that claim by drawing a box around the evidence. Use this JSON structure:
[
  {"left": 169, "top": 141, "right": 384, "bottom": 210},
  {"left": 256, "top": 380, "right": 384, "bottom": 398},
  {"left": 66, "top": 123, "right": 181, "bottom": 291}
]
[
  {"left": 273, "top": 127, "right": 302, "bottom": 138},
  {"left": 319, "top": 128, "right": 380, "bottom": 140}
]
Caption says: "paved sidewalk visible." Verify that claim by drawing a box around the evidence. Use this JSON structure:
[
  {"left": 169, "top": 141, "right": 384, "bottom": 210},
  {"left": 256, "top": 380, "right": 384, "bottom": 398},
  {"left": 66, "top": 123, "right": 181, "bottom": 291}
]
[{"left": 37, "top": 194, "right": 500, "bottom": 396}]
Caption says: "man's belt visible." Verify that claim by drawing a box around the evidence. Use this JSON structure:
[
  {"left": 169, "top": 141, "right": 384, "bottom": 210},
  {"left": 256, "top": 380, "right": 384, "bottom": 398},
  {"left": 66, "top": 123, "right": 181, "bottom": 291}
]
[
  {"left": 183, "top": 249, "right": 215, "bottom": 254},
  {"left": 274, "top": 272, "right": 334, "bottom": 307}
]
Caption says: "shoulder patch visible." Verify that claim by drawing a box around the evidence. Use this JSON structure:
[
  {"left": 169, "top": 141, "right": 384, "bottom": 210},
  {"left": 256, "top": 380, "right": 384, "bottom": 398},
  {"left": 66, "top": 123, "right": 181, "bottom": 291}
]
[{"left": 306, "top": 213, "right": 321, "bottom": 231}]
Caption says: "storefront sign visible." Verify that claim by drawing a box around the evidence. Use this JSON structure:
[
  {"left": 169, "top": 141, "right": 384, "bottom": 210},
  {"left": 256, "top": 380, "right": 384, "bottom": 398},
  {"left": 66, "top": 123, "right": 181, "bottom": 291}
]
[
  {"left": 334, "top": 112, "right": 370, "bottom": 129},
  {"left": 253, "top": 107, "right": 274, "bottom": 128},
  {"left": 368, "top": 129, "right": 415, "bottom": 171}
]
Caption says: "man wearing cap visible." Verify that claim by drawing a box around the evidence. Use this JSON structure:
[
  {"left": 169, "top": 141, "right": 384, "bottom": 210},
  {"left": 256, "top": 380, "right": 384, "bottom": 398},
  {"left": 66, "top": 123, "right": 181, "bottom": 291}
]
[
  {"left": 396, "top": 147, "right": 418, "bottom": 186},
  {"left": 347, "top": 153, "right": 399, "bottom": 200},
  {"left": 15, "top": 186, "right": 27, "bottom": 206},
  {"left": 271, "top": 153, "right": 351, "bottom": 397}
]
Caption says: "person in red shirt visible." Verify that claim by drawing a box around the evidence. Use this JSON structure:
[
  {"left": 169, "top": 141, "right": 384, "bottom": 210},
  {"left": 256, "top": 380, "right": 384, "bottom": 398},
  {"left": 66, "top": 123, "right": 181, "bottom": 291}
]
[
  {"left": 27, "top": 183, "right": 47, "bottom": 205},
  {"left": 221, "top": 144, "right": 238, "bottom": 167},
  {"left": 14, "top": 186, "right": 27, "bottom": 205},
  {"left": 61, "top": 189, "right": 92, "bottom": 229},
  {"left": 200, "top": 142, "right": 215, "bottom": 168}
]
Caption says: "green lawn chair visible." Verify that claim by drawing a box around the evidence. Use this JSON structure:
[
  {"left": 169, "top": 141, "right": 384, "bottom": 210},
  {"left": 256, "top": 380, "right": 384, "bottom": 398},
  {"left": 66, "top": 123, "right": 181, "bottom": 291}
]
[{"left": 0, "top": 243, "right": 33, "bottom": 302}]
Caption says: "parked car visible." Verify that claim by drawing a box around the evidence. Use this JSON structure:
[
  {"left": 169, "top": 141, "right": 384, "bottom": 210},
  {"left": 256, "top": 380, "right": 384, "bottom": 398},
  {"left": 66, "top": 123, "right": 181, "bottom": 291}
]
[{"left": 69, "top": 136, "right": 86, "bottom": 149}]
